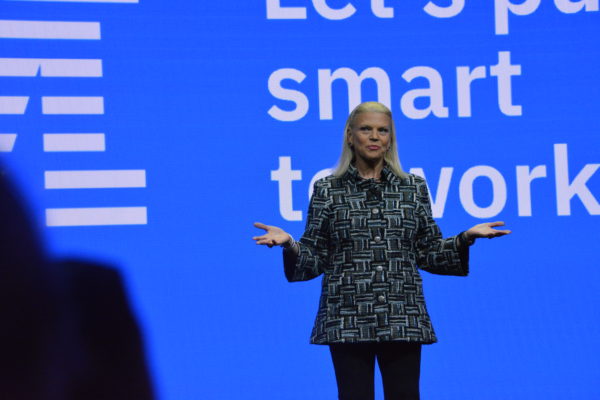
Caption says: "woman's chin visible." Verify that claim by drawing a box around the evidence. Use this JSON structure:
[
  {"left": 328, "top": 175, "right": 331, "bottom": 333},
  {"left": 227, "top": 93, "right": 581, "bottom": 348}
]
[{"left": 357, "top": 154, "right": 385, "bottom": 163}]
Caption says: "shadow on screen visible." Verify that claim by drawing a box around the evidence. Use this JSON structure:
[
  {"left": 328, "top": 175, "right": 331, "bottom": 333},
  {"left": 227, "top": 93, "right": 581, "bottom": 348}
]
[{"left": 0, "top": 165, "right": 154, "bottom": 400}]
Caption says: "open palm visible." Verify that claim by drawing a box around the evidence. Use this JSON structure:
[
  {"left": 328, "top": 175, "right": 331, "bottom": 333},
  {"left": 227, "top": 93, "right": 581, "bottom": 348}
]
[
  {"left": 466, "top": 221, "right": 511, "bottom": 239},
  {"left": 252, "top": 222, "right": 291, "bottom": 248}
]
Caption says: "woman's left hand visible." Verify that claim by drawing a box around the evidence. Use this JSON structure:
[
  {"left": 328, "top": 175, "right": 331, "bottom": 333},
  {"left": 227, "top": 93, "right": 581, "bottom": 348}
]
[{"left": 465, "top": 221, "right": 511, "bottom": 240}]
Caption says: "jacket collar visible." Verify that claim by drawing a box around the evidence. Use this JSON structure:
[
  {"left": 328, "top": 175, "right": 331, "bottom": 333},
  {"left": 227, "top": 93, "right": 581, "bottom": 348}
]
[{"left": 344, "top": 163, "right": 400, "bottom": 185}]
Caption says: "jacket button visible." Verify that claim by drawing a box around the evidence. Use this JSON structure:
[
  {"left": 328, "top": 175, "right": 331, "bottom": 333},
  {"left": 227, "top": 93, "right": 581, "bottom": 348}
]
[
  {"left": 374, "top": 236, "right": 382, "bottom": 242},
  {"left": 377, "top": 295, "right": 386, "bottom": 302},
  {"left": 372, "top": 208, "right": 380, "bottom": 214},
  {"left": 375, "top": 266, "right": 383, "bottom": 272}
]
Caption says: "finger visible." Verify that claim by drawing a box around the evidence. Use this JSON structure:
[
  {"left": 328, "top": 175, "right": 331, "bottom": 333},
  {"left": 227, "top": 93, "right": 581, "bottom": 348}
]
[
  {"left": 489, "top": 229, "right": 511, "bottom": 235},
  {"left": 252, "top": 235, "right": 268, "bottom": 240},
  {"left": 487, "top": 230, "right": 511, "bottom": 238},
  {"left": 256, "top": 237, "right": 277, "bottom": 245},
  {"left": 487, "top": 221, "right": 505, "bottom": 227},
  {"left": 253, "top": 222, "right": 270, "bottom": 231}
]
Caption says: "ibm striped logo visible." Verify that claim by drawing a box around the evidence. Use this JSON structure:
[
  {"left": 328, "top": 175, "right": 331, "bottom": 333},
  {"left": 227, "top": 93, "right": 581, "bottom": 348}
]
[{"left": 0, "top": 0, "right": 147, "bottom": 227}]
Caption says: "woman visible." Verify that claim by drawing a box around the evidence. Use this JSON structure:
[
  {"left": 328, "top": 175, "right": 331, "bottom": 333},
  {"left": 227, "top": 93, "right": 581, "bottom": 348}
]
[{"left": 253, "top": 102, "right": 510, "bottom": 400}]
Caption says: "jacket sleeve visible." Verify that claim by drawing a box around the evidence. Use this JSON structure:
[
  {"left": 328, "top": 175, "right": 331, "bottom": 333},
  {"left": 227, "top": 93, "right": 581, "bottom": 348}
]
[
  {"left": 414, "top": 176, "right": 469, "bottom": 276},
  {"left": 283, "top": 179, "right": 331, "bottom": 282}
]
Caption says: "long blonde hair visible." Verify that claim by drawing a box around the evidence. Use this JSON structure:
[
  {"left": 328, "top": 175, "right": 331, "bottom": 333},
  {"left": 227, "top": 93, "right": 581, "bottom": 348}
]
[{"left": 332, "top": 101, "right": 408, "bottom": 179}]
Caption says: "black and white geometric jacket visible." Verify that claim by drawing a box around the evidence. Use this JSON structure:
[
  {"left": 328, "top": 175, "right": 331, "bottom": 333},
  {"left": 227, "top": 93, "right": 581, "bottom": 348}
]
[{"left": 283, "top": 163, "right": 469, "bottom": 345}]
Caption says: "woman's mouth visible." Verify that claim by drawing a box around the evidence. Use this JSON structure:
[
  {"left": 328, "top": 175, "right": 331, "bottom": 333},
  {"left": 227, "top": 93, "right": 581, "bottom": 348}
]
[{"left": 367, "top": 146, "right": 380, "bottom": 150}]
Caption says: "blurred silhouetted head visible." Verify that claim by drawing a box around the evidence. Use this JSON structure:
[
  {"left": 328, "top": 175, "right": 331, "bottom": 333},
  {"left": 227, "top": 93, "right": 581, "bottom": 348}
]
[{"left": 0, "top": 163, "right": 59, "bottom": 399}]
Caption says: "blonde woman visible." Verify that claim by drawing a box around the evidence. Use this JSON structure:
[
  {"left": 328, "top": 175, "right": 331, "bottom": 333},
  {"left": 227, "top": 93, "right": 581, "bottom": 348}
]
[{"left": 253, "top": 102, "right": 510, "bottom": 400}]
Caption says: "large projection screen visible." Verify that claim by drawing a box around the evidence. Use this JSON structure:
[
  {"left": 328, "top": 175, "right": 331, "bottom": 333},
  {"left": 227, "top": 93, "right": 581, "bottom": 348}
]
[{"left": 1, "top": 1, "right": 599, "bottom": 399}]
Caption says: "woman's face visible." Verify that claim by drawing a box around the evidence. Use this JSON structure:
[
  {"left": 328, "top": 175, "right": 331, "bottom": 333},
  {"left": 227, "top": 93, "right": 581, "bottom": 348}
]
[{"left": 348, "top": 111, "right": 392, "bottom": 165}]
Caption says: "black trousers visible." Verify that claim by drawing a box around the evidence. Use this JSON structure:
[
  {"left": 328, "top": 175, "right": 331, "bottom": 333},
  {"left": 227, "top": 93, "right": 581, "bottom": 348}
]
[{"left": 329, "top": 342, "right": 421, "bottom": 400}]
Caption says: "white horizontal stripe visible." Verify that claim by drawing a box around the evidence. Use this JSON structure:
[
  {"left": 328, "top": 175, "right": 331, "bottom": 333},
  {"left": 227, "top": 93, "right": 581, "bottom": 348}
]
[
  {"left": 0, "top": 20, "right": 101, "bottom": 40},
  {"left": 9, "top": 0, "right": 138, "bottom": 3},
  {"left": 43, "top": 133, "right": 105, "bottom": 152},
  {"left": 0, "top": 134, "right": 17, "bottom": 152},
  {"left": 45, "top": 169, "right": 146, "bottom": 189},
  {"left": 43, "top": 58, "right": 103, "bottom": 77},
  {"left": 0, "top": 96, "right": 28, "bottom": 114},
  {"left": 42, "top": 96, "right": 104, "bottom": 114},
  {"left": 46, "top": 207, "right": 147, "bottom": 227},
  {"left": 0, "top": 58, "right": 102, "bottom": 77}
]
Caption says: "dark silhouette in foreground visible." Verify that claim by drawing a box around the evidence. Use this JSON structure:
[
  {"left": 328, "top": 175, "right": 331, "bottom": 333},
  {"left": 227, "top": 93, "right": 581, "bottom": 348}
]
[{"left": 0, "top": 165, "right": 154, "bottom": 400}]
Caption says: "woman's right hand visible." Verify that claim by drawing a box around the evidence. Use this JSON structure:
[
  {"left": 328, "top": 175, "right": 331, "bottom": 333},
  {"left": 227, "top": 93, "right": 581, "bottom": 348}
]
[{"left": 252, "top": 222, "right": 291, "bottom": 248}]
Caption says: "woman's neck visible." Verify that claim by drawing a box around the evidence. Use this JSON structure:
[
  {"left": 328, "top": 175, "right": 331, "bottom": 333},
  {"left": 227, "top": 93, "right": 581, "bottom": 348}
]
[{"left": 354, "top": 158, "right": 384, "bottom": 180}]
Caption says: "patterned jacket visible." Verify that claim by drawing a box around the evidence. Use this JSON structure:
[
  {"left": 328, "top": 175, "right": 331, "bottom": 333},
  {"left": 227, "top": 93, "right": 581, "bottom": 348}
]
[{"left": 283, "top": 164, "right": 469, "bottom": 345}]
